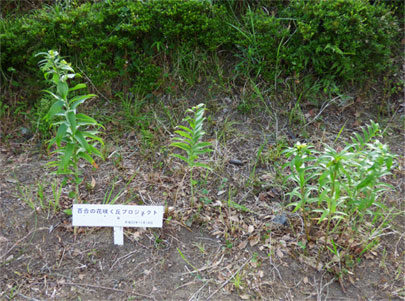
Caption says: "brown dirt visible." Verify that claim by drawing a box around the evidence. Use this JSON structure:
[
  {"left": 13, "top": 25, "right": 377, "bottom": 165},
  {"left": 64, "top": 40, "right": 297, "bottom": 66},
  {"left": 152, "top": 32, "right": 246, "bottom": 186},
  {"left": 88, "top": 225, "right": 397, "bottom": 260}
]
[{"left": 1, "top": 96, "right": 404, "bottom": 300}]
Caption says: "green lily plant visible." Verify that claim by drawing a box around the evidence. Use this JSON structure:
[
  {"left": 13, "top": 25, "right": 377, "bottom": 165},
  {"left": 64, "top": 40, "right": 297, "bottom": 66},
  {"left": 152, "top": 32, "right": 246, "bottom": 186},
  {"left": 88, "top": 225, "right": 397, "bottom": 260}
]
[
  {"left": 37, "top": 50, "right": 104, "bottom": 204},
  {"left": 170, "top": 103, "right": 213, "bottom": 206},
  {"left": 284, "top": 121, "right": 396, "bottom": 255}
]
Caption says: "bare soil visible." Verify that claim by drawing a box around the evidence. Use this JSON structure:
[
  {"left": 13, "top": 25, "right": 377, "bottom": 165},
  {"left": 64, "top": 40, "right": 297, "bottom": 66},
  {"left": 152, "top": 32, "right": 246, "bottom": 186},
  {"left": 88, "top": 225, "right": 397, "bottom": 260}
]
[{"left": 1, "top": 95, "right": 404, "bottom": 300}]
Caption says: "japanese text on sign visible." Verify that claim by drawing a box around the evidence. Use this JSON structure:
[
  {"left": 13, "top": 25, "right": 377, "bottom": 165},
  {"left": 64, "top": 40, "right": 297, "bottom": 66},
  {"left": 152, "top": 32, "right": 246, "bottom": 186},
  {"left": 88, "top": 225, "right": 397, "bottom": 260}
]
[{"left": 72, "top": 204, "right": 164, "bottom": 228}]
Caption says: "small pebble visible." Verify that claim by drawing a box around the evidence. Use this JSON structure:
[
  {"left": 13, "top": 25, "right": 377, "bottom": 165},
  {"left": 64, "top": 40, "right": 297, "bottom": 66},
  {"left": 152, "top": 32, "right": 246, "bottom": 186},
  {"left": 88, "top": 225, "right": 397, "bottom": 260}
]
[
  {"left": 229, "top": 159, "right": 243, "bottom": 166},
  {"left": 272, "top": 214, "right": 288, "bottom": 226}
]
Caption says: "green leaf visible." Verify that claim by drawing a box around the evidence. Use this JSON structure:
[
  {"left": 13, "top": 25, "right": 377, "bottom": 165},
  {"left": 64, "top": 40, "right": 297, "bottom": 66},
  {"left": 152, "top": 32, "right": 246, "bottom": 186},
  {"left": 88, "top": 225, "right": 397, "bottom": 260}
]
[
  {"left": 88, "top": 144, "right": 103, "bottom": 159},
  {"left": 318, "top": 209, "right": 330, "bottom": 223},
  {"left": 69, "top": 83, "right": 86, "bottom": 92},
  {"left": 193, "top": 162, "right": 211, "bottom": 170},
  {"left": 172, "top": 153, "right": 189, "bottom": 164},
  {"left": 193, "top": 148, "right": 213, "bottom": 155},
  {"left": 174, "top": 130, "right": 192, "bottom": 140},
  {"left": 57, "top": 81, "right": 69, "bottom": 99},
  {"left": 81, "top": 131, "right": 104, "bottom": 145},
  {"left": 55, "top": 123, "right": 68, "bottom": 147},
  {"left": 45, "top": 100, "right": 64, "bottom": 121},
  {"left": 170, "top": 142, "right": 191, "bottom": 153},
  {"left": 76, "top": 113, "right": 99, "bottom": 126},
  {"left": 176, "top": 125, "right": 193, "bottom": 133},
  {"left": 60, "top": 143, "right": 75, "bottom": 172},
  {"left": 67, "top": 111, "right": 77, "bottom": 134},
  {"left": 77, "top": 151, "right": 95, "bottom": 165},
  {"left": 74, "top": 131, "right": 91, "bottom": 153},
  {"left": 356, "top": 174, "right": 375, "bottom": 190},
  {"left": 70, "top": 94, "right": 96, "bottom": 109}
]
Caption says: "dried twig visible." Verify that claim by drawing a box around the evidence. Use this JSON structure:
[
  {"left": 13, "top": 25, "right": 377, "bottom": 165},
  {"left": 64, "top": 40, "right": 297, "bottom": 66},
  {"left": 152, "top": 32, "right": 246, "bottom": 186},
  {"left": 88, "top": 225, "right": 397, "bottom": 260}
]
[
  {"left": 206, "top": 256, "right": 252, "bottom": 300},
  {"left": 315, "top": 272, "right": 335, "bottom": 301},
  {"left": 109, "top": 250, "right": 139, "bottom": 271},
  {"left": 16, "top": 293, "right": 40, "bottom": 301},
  {"left": 180, "top": 253, "right": 225, "bottom": 276},
  {"left": 63, "top": 282, "right": 153, "bottom": 299},
  {"left": 188, "top": 280, "right": 211, "bottom": 301},
  {"left": 305, "top": 96, "right": 341, "bottom": 127},
  {"left": 1, "top": 227, "right": 48, "bottom": 260}
]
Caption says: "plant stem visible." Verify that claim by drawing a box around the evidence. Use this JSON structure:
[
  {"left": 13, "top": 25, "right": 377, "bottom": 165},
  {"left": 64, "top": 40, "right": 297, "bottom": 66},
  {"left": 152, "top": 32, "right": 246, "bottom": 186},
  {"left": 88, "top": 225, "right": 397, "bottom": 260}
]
[
  {"left": 325, "top": 167, "right": 337, "bottom": 249},
  {"left": 74, "top": 156, "right": 80, "bottom": 204},
  {"left": 190, "top": 168, "right": 194, "bottom": 207},
  {"left": 300, "top": 184, "right": 311, "bottom": 242}
]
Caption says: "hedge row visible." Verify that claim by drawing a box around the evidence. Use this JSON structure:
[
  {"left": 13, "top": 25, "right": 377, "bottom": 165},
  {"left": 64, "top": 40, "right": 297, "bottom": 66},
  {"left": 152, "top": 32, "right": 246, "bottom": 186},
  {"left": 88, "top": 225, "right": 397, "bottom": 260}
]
[{"left": 0, "top": 0, "right": 401, "bottom": 104}]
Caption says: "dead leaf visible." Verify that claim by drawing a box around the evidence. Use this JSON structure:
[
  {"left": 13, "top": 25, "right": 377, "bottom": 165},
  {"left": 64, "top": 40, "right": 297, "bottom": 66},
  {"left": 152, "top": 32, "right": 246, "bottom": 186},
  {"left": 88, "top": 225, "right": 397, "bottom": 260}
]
[
  {"left": 240, "top": 294, "right": 250, "bottom": 300},
  {"left": 303, "top": 276, "right": 309, "bottom": 284},
  {"left": 144, "top": 269, "right": 151, "bottom": 276},
  {"left": 258, "top": 192, "right": 266, "bottom": 201},
  {"left": 249, "top": 235, "right": 260, "bottom": 247},
  {"left": 229, "top": 215, "right": 239, "bottom": 222},
  {"left": 353, "top": 120, "right": 360, "bottom": 127},
  {"left": 0, "top": 236, "right": 8, "bottom": 244},
  {"left": 299, "top": 255, "right": 323, "bottom": 271},
  {"left": 57, "top": 278, "right": 65, "bottom": 285},
  {"left": 247, "top": 225, "right": 254, "bottom": 234},
  {"left": 217, "top": 190, "right": 226, "bottom": 196},
  {"left": 276, "top": 248, "right": 284, "bottom": 258},
  {"left": 90, "top": 177, "right": 96, "bottom": 189},
  {"left": 238, "top": 240, "right": 248, "bottom": 250},
  {"left": 72, "top": 249, "right": 81, "bottom": 256},
  {"left": 6, "top": 177, "right": 18, "bottom": 183}
]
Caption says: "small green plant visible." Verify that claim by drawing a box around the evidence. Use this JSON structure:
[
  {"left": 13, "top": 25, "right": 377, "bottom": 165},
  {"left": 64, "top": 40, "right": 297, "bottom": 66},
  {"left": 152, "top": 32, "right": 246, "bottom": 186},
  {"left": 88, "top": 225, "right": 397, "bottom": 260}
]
[
  {"left": 103, "top": 174, "right": 137, "bottom": 205},
  {"left": 32, "top": 96, "right": 53, "bottom": 139},
  {"left": 37, "top": 50, "right": 104, "bottom": 203},
  {"left": 283, "top": 121, "right": 396, "bottom": 264},
  {"left": 249, "top": 139, "right": 267, "bottom": 185},
  {"left": 16, "top": 182, "right": 36, "bottom": 211},
  {"left": 170, "top": 103, "right": 213, "bottom": 206},
  {"left": 193, "top": 242, "right": 206, "bottom": 255},
  {"left": 283, "top": 142, "right": 318, "bottom": 241},
  {"left": 49, "top": 180, "right": 62, "bottom": 214},
  {"left": 177, "top": 247, "right": 199, "bottom": 272},
  {"left": 231, "top": 271, "right": 245, "bottom": 291},
  {"left": 16, "top": 179, "right": 62, "bottom": 217}
]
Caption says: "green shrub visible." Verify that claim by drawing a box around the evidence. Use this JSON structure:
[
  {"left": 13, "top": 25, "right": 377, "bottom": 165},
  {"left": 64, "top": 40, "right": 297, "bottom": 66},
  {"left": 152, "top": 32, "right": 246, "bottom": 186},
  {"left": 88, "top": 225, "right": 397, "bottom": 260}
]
[
  {"left": 32, "top": 95, "right": 53, "bottom": 139},
  {"left": 231, "top": 9, "right": 290, "bottom": 80},
  {"left": 281, "top": 0, "right": 399, "bottom": 85},
  {"left": 0, "top": 0, "right": 230, "bottom": 101},
  {"left": 0, "top": 0, "right": 401, "bottom": 116}
]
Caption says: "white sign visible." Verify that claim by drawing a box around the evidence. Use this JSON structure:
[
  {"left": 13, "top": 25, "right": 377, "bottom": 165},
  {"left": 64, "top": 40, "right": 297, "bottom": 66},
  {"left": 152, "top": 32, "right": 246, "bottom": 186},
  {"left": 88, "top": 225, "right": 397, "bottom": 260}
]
[{"left": 72, "top": 204, "right": 164, "bottom": 245}]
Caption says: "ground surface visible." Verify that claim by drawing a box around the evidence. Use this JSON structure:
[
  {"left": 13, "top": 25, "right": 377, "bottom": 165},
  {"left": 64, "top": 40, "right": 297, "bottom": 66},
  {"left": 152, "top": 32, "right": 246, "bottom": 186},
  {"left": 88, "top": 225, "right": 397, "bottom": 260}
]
[{"left": 0, "top": 94, "right": 404, "bottom": 300}]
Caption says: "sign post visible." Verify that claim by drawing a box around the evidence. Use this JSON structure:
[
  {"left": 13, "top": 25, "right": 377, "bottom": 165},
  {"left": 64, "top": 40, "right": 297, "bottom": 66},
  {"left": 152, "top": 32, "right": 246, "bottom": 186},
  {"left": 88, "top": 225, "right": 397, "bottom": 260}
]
[{"left": 72, "top": 204, "right": 164, "bottom": 245}]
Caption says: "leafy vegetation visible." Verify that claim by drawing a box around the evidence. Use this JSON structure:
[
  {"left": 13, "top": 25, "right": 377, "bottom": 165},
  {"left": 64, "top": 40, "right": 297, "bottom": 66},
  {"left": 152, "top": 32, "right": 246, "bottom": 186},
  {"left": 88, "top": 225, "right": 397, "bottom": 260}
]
[
  {"left": 170, "top": 103, "right": 213, "bottom": 206},
  {"left": 0, "top": 1, "right": 403, "bottom": 297},
  {"left": 283, "top": 121, "right": 397, "bottom": 274},
  {"left": 37, "top": 50, "right": 104, "bottom": 203},
  {"left": 0, "top": 0, "right": 400, "bottom": 119},
  {"left": 281, "top": 0, "right": 399, "bottom": 87}
]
